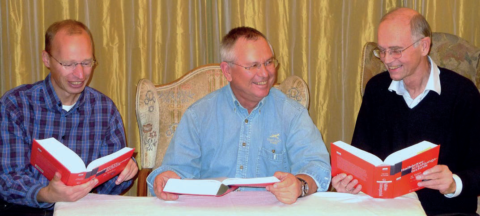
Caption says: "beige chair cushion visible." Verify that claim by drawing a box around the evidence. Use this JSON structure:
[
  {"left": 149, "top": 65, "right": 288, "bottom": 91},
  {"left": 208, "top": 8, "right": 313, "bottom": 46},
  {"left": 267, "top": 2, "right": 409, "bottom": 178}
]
[
  {"left": 135, "top": 64, "right": 310, "bottom": 171},
  {"left": 361, "top": 32, "right": 480, "bottom": 96}
]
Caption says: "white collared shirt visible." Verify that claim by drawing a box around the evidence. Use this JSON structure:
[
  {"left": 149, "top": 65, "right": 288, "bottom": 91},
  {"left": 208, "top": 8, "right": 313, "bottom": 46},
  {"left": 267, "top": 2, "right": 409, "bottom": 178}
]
[
  {"left": 62, "top": 103, "right": 76, "bottom": 111},
  {"left": 388, "top": 56, "right": 441, "bottom": 108},
  {"left": 387, "top": 56, "right": 462, "bottom": 198}
]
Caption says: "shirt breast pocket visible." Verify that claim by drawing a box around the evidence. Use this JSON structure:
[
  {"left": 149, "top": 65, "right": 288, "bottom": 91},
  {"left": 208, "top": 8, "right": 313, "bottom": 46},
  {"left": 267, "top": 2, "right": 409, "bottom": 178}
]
[{"left": 256, "top": 147, "right": 288, "bottom": 176}]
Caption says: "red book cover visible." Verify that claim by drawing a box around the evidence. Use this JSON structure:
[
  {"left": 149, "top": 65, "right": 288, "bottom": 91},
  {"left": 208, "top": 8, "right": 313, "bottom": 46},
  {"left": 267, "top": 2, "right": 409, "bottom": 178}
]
[
  {"left": 331, "top": 140, "right": 440, "bottom": 198},
  {"left": 30, "top": 137, "right": 134, "bottom": 186}
]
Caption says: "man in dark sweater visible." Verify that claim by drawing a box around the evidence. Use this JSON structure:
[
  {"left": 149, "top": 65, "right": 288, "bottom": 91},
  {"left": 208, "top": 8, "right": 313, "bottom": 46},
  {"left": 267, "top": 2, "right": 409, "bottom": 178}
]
[{"left": 332, "top": 8, "right": 480, "bottom": 215}]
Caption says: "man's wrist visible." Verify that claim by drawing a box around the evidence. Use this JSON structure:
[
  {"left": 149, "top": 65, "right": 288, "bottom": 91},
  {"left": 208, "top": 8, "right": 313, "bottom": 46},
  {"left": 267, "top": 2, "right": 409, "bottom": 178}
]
[
  {"left": 296, "top": 177, "right": 308, "bottom": 198},
  {"left": 445, "top": 174, "right": 462, "bottom": 198},
  {"left": 37, "top": 186, "right": 53, "bottom": 204}
]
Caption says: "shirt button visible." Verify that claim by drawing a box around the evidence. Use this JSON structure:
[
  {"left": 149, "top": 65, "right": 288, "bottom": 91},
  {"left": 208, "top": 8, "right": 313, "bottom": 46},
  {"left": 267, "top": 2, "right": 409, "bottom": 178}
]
[
  {"left": 240, "top": 165, "right": 243, "bottom": 170},
  {"left": 245, "top": 119, "right": 248, "bottom": 123},
  {"left": 242, "top": 143, "right": 246, "bottom": 147}
]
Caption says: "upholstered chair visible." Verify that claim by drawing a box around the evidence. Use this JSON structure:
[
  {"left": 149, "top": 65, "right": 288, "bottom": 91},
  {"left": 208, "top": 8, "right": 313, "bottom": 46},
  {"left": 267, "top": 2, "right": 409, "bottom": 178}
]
[{"left": 135, "top": 64, "right": 310, "bottom": 196}]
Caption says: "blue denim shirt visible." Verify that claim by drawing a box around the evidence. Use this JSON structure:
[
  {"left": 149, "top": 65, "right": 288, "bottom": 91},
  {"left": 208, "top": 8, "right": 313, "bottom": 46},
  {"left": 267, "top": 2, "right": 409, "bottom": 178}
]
[{"left": 147, "top": 84, "right": 331, "bottom": 194}]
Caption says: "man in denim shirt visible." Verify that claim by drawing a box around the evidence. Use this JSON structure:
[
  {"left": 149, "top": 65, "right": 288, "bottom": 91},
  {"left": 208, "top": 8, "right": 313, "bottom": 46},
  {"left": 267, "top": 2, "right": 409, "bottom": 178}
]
[{"left": 147, "top": 27, "right": 331, "bottom": 204}]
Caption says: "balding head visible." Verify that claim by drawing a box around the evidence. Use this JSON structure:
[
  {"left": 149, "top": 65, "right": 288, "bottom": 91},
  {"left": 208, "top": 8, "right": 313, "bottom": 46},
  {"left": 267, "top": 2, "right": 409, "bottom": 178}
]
[
  {"left": 376, "top": 8, "right": 432, "bottom": 82},
  {"left": 45, "top": 19, "right": 94, "bottom": 55},
  {"left": 380, "top": 8, "right": 431, "bottom": 41}
]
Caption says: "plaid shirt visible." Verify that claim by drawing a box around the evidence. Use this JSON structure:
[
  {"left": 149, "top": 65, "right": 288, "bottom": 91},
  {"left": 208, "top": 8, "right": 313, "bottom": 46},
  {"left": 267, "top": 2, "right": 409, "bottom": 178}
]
[{"left": 0, "top": 74, "right": 131, "bottom": 208}]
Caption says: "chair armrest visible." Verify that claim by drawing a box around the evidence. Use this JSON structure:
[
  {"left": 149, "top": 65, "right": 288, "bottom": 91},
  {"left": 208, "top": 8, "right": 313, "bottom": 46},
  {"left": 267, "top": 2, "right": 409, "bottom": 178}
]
[
  {"left": 137, "top": 168, "right": 153, "bottom": 197},
  {"left": 136, "top": 79, "right": 160, "bottom": 169}
]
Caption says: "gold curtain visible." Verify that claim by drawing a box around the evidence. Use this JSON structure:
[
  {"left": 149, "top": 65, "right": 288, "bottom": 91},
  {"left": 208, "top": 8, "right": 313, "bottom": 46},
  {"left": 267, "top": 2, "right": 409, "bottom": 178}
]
[{"left": 1, "top": 0, "right": 480, "bottom": 196}]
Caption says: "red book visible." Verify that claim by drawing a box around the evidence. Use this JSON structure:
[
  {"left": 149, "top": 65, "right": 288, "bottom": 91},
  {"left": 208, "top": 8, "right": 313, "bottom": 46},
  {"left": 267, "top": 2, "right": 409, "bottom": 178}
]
[
  {"left": 331, "top": 140, "right": 440, "bottom": 198},
  {"left": 163, "top": 176, "right": 280, "bottom": 196},
  {"left": 30, "top": 137, "right": 134, "bottom": 186}
]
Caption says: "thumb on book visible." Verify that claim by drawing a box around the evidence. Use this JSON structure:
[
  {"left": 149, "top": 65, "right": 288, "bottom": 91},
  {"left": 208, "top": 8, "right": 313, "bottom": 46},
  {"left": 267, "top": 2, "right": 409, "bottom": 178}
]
[{"left": 52, "top": 172, "right": 62, "bottom": 182}]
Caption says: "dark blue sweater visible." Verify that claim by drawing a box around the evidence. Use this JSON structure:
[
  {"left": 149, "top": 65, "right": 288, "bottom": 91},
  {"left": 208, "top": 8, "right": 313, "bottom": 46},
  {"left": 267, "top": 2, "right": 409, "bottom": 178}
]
[{"left": 352, "top": 68, "right": 480, "bottom": 215}]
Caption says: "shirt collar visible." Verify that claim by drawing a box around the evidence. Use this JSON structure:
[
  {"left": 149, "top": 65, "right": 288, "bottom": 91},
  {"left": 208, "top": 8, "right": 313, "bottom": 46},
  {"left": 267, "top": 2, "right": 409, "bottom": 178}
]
[
  {"left": 226, "top": 84, "right": 266, "bottom": 114},
  {"left": 388, "top": 56, "right": 441, "bottom": 96},
  {"left": 43, "top": 73, "right": 86, "bottom": 111},
  {"left": 43, "top": 74, "right": 63, "bottom": 109}
]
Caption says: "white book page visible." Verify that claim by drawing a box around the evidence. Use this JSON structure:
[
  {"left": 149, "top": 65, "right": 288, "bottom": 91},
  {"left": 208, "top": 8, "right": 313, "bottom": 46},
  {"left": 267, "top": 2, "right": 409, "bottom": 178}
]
[
  {"left": 384, "top": 141, "right": 437, "bottom": 165},
  {"left": 36, "top": 138, "right": 86, "bottom": 173},
  {"left": 86, "top": 147, "right": 132, "bottom": 171},
  {"left": 163, "top": 179, "right": 222, "bottom": 195},
  {"left": 222, "top": 176, "right": 280, "bottom": 185},
  {"left": 333, "top": 141, "right": 383, "bottom": 166}
]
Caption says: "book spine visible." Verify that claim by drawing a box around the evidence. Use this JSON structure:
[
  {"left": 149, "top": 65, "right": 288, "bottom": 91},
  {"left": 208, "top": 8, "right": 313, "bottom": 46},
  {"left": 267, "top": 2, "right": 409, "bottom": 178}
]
[{"left": 373, "top": 166, "right": 394, "bottom": 198}]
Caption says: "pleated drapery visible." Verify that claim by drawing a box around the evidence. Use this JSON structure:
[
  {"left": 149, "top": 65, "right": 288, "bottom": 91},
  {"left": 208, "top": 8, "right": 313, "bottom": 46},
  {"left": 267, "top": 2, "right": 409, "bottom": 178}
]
[{"left": 2, "top": 0, "right": 480, "bottom": 195}]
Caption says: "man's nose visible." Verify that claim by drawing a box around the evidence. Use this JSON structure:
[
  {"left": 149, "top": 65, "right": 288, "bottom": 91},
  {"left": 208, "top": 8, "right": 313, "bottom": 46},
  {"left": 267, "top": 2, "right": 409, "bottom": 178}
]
[
  {"left": 72, "top": 64, "right": 85, "bottom": 79},
  {"left": 382, "top": 52, "right": 395, "bottom": 64},
  {"left": 256, "top": 63, "right": 268, "bottom": 77}
]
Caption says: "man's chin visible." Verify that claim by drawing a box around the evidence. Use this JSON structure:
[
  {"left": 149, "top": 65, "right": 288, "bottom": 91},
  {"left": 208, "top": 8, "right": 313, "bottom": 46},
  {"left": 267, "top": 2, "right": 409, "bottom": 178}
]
[
  {"left": 66, "top": 87, "right": 86, "bottom": 95},
  {"left": 388, "top": 72, "right": 404, "bottom": 81},
  {"left": 390, "top": 77, "right": 403, "bottom": 81},
  {"left": 254, "top": 90, "right": 270, "bottom": 99}
]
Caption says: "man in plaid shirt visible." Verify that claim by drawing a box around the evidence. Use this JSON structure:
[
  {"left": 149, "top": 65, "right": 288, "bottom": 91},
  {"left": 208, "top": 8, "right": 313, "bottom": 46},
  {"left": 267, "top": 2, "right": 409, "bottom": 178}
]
[{"left": 0, "top": 19, "right": 137, "bottom": 215}]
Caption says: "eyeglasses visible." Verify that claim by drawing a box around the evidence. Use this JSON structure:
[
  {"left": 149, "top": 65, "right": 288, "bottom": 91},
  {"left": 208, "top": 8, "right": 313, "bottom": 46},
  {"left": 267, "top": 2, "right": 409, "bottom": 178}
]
[
  {"left": 227, "top": 58, "right": 278, "bottom": 71},
  {"left": 373, "top": 37, "right": 425, "bottom": 60},
  {"left": 49, "top": 54, "right": 96, "bottom": 71}
]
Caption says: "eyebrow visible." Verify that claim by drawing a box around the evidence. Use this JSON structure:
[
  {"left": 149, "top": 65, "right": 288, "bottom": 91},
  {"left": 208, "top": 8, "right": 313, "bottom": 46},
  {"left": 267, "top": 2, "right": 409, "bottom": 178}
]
[
  {"left": 244, "top": 56, "right": 274, "bottom": 64},
  {"left": 63, "top": 58, "right": 94, "bottom": 63},
  {"left": 377, "top": 45, "right": 404, "bottom": 50}
]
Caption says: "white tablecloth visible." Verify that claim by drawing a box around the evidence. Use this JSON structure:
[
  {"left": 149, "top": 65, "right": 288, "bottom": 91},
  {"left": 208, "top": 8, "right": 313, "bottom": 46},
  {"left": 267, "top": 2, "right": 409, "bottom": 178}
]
[{"left": 54, "top": 191, "right": 426, "bottom": 216}]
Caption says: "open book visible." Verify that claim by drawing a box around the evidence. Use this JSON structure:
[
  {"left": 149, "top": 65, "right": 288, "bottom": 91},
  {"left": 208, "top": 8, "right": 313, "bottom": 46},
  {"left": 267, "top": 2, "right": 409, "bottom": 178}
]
[
  {"left": 30, "top": 137, "right": 134, "bottom": 186},
  {"left": 163, "top": 176, "right": 280, "bottom": 196},
  {"left": 331, "top": 140, "right": 440, "bottom": 198}
]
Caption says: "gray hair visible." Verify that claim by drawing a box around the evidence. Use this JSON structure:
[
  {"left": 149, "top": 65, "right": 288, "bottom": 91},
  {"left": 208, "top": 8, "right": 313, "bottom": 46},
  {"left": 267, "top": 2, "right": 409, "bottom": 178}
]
[
  {"left": 220, "top": 26, "right": 274, "bottom": 62},
  {"left": 410, "top": 14, "right": 432, "bottom": 41}
]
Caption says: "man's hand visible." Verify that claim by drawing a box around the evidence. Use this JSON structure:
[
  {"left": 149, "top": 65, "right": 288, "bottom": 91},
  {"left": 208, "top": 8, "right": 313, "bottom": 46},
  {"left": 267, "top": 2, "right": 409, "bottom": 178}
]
[
  {"left": 332, "top": 173, "right": 362, "bottom": 194},
  {"left": 266, "top": 171, "right": 301, "bottom": 204},
  {"left": 115, "top": 158, "right": 138, "bottom": 185},
  {"left": 416, "top": 165, "right": 456, "bottom": 194},
  {"left": 153, "top": 171, "right": 181, "bottom": 201},
  {"left": 37, "top": 172, "right": 98, "bottom": 203}
]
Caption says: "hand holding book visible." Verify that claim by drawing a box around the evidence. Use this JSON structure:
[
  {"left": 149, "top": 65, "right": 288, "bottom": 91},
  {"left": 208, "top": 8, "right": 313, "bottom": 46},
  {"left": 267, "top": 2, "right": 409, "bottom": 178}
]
[
  {"left": 153, "top": 170, "right": 181, "bottom": 201},
  {"left": 30, "top": 137, "right": 134, "bottom": 186},
  {"left": 114, "top": 158, "right": 139, "bottom": 185},
  {"left": 332, "top": 173, "right": 363, "bottom": 194},
  {"left": 331, "top": 140, "right": 440, "bottom": 198},
  {"left": 36, "top": 171, "right": 99, "bottom": 203},
  {"left": 415, "top": 164, "right": 457, "bottom": 195}
]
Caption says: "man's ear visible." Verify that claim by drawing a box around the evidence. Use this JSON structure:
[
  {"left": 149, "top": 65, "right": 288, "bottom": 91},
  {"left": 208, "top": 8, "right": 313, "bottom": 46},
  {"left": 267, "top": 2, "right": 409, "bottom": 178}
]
[
  {"left": 421, "top": 37, "right": 431, "bottom": 56},
  {"left": 220, "top": 62, "right": 233, "bottom": 82},
  {"left": 41, "top": 50, "right": 51, "bottom": 68}
]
